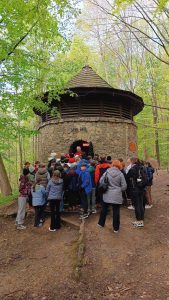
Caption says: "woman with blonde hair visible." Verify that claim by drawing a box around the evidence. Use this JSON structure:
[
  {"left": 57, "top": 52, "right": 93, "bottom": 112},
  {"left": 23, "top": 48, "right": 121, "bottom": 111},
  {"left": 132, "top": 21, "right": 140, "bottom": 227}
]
[{"left": 98, "top": 160, "right": 127, "bottom": 233}]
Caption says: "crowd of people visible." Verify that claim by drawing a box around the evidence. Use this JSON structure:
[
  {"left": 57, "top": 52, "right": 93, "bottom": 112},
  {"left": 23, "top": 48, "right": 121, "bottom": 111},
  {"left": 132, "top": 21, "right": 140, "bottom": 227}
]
[{"left": 15, "top": 146, "right": 155, "bottom": 233}]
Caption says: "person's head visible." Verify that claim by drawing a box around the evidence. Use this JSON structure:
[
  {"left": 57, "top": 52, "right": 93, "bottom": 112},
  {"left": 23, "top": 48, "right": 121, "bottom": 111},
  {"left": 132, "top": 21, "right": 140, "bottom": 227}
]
[
  {"left": 112, "top": 160, "right": 122, "bottom": 170},
  {"left": 60, "top": 155, "right": 66, "bottom": 163},
  {"left": 145, "top": 161, "right": 152, "bottom": 167},
  {"left": 81, "top": 152, "right": 87, "bottom": 159},
  {"left": 90, "top": 160, "right": 96, "bottom": 167},
  {"left": 130, "top": 157, "right": 138, "bottom": 165},
  {"left": 29, "top": 165, "right": 35, "bottom": 174},
  {"left": 23, "top": 168, "right": 30, "bottom": 176},
  {"left": 75, "top": 155, "right": 81, "bottom": 162},
  {"left": 118, "top": 158, "right": 123, "bottom": 163},
  {"left": 24, "top": 161, "right": 30, "bottom": 168},
  {"left": 69, "top": 153, "right": 74, "bottom": 158},
  {"left": 107, "top": 156, "right": 112, "bottom": 161},
  {"left": 80, "top": 163, "right": 87, "bottom": 171},
  {"left": 39, "top": 163, "right": 46, "bottom": 169},
  {"left": 63, "top": 164, "right": 70, "bottom": 172},
  {"left": 100, "top": 156, "right": 106, "bottom": 163},
  {"left": 93, "top": 154, "right": 99, "bottom": 162},
  {"left": 52, "top": 170, "right": 61, "bottom": 180},
  {"left": 35, "top": 161, "right": 40, "bottom": 165},
  {"left": 87, "top": 155, "right": 92, "bottom": 161},
  {"left": 76, "top": 146, "right": 81, "bottom": 152}
]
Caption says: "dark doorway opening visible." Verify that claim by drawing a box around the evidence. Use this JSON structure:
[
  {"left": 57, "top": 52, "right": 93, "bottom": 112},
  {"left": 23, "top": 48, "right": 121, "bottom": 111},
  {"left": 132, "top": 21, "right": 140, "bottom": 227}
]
[{"left": 69, "top": 140, "right": 94, "bottom": 157}]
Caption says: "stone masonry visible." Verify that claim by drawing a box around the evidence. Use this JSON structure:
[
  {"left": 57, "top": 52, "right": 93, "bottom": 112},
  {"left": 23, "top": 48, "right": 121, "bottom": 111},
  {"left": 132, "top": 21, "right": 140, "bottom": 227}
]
[{"left": 37, "top": 117, "right": 137, "bottom": 162}]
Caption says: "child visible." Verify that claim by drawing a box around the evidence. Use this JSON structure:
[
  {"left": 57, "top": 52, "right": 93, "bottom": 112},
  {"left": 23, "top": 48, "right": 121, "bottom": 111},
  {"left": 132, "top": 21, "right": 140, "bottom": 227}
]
[
  {"left": 46, "top": 170, "right": 63, "bottom": 232},
  {"left": 16, "top": 168, "right": 30, "bottom": 230},
  {"left": 79, "top": 163, "right": 92, "bottom": 219},
  {"left": 31, "top": 178, "right": 46, "bottom": 227}
]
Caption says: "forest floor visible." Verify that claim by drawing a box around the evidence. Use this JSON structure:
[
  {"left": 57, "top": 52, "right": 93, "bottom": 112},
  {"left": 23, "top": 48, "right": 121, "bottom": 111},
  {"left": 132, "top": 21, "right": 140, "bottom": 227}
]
[{"left": 0, "top": 171, "right": 169, "bottom": 300}]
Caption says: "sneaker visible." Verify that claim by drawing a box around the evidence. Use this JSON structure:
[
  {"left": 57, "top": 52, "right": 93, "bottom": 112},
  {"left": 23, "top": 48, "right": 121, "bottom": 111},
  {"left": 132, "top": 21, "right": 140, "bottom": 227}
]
[
  {"left": 132, "top": 221, "right": 144, "bottom": 228},
  {"left": 113, "top": 230, "right": 119, "bottom": 233},
  {"left": 137, "top": 222, "right": 144, "bottom": 228},
  {"left": 128, "top": 205, "right": 135, "bottom": 210},
  {"left": 92, "top": 209, "right": 97, "bottom": 214},
  {"left": 17, "top": 225, "right": 26, "bottom": 230},
  {"left": 80, "top": 214, "right": 89, "bottom": 220},
  {"left": 97, "top": 224, "right": 104, "bottom": 228},
  {"left": 49, "top": 227, "right": 56, "bottom": 232},
  {"left": 145, "top": 205, "right": 152, "bottom": 209},
  {"left": 132, "top": 221, "right": 139, "bottom": 226},
  {"left": 34, "top": 223, "right": 43, "bottom": 227}
]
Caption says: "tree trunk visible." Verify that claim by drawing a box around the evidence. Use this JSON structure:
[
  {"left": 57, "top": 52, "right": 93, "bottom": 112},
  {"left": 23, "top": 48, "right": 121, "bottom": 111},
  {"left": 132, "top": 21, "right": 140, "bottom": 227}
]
[
  {"left": 151, "top": 88, "right": 160, "bottom": 168},
  {"left": 0, "top": 154, "right": 12, "bottom": 196}
]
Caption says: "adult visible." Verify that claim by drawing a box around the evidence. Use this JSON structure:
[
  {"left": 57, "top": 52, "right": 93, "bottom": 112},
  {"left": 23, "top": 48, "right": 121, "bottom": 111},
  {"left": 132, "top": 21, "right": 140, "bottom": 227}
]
[
  {"left": 126, "top": 158, "right": 148, "bottom": 228},
  {"left": 98, "top": 160, "right": 127, "bottom": 233},
  {"left": 145, "top": 161, "right": 154, "bottom": 208},
  {"left": 75, "top": 146, "right": 82, "bottom": 157},
  {"left": 95, "top": 157, "right": 111, "bottom": 204}
]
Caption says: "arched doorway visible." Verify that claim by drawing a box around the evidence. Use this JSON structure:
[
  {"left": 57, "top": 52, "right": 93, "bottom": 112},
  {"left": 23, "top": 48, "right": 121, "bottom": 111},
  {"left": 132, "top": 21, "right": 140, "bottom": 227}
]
[{"left": 69, "top": 140, "right": 94, "bottom": 157}]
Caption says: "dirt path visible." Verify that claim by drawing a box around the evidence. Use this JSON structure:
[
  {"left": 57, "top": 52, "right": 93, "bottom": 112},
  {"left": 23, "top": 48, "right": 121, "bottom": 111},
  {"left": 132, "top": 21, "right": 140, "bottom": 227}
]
[
  {"left": 73, "top": 171, "right": 169, "bottom": 300},
  {"left": 0, "top": 171, "right": 169, "bottom": 299}
]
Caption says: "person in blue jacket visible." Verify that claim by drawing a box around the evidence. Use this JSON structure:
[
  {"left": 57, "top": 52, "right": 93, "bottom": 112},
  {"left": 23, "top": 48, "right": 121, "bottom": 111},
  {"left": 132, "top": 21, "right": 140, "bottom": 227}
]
[
  {"left": 75, "top": 153, "right": 89, "bottom": 175},
  {"left": 31, "top": 178, "right": 46, "bottom": 227},
  {"left": 78, "top": 162, "right": 92, "bottom": 219}
]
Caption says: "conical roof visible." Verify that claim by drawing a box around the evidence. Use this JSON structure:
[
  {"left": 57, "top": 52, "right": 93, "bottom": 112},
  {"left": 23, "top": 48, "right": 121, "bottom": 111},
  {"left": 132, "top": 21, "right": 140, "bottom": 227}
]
[{"left": 67, "top": 65, "right": 112, "bottom": 89}]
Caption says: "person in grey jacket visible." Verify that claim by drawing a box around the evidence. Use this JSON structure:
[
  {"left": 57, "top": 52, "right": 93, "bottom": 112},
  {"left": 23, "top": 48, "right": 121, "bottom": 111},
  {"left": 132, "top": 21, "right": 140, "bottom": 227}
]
[
  {"left": 98, "top": 160, "right": 127, "bottom": 233},
  {"left": 46, "top": 170, "right": 63, "bottom": 232}
]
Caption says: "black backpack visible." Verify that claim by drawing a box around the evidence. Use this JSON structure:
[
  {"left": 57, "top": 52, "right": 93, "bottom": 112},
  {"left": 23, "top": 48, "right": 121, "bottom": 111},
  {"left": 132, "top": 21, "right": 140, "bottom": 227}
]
[{"left": 136, "top": 167, "right": 148, "bottom": 189}]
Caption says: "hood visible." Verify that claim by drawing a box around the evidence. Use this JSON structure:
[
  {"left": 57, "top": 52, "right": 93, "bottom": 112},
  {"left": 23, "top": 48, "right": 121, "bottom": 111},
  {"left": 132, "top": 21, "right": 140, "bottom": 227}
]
[
  {"left": 107, "top": 167, "right": 121, "bottom": 178},
  {"left": 37, "top": 168, "right": 47, "bottom": 175},
  {"left": 51, "top": 178, "right": 63, "bottom": 185},
  {"left": 35, "top": 184, "right": 42, "bottom": 192}
]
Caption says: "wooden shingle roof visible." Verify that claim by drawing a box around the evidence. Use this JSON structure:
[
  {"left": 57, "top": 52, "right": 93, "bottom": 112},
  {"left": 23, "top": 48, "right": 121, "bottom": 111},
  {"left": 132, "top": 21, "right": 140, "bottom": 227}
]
[{"left": 67, "top": 65, "right": 112, "bottom": 89}]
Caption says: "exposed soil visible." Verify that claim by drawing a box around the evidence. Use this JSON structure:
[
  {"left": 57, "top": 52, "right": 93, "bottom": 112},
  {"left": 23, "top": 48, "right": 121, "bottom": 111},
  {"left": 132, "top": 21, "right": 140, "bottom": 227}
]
[{"left": 0, "top": 171, "right": 169, "bottom": 300}]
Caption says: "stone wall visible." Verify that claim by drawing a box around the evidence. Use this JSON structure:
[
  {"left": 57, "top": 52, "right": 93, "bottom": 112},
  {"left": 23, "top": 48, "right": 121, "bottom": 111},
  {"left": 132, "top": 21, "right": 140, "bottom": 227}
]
[{"left": 37, "top": 117, "right": 137, "bottom": 162}]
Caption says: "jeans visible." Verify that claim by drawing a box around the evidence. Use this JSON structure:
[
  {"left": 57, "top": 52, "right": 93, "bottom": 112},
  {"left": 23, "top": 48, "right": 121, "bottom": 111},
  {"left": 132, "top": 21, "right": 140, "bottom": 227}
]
[
  {"left": 131, "top": 188, "right": 144, "bottom": 221},
  {"left": 80, "top": 189, "right": 88, "bottom": 214},
  {"left": 16, "top": 196, "right": 27, "bottom": 225},
  {"left": 49, "top": 200, "right": 61, "bottom": 230},
  {"left": 88, "top": 188, "right": 96, "bottom": 212},
  {"left": 98, "top": 202, "right": 121, "bottom": 231},
  {"left": 34, "top": 205, "right": 45, "bottom": 226}
]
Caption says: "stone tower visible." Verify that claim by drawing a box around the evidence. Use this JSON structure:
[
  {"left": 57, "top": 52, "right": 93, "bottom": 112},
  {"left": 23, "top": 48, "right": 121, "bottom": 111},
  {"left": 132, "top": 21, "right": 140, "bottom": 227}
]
[{"left": 35, "top": 65, "right": 144, "bottom": 161}]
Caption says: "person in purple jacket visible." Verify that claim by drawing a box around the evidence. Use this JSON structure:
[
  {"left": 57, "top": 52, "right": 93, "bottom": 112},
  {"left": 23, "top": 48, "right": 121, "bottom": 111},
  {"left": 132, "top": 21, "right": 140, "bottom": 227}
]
[{"left": 16, "top": 168, "right": 30, "bottom": 230}]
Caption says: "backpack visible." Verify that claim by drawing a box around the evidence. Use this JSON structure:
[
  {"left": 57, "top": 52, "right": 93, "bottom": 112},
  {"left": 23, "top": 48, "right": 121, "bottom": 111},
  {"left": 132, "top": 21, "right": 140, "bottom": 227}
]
[
  {"left": 136, "top": 167, "right": 148, "bottom": 189},
  {"left": 98, "top": 173, "right": 109, "bottom": 194}
]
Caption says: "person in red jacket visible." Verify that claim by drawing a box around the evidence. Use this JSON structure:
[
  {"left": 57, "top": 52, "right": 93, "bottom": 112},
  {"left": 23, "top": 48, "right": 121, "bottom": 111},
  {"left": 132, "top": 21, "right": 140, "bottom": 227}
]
[
  {"left": 95, "top": 157, "right": 111, "bottom": 185},
  {"left": 75, "top": 146, "right": 82, "bottom": 157},
  {"left": 95, "top": 157, "right": 111, "bottom": 204}
]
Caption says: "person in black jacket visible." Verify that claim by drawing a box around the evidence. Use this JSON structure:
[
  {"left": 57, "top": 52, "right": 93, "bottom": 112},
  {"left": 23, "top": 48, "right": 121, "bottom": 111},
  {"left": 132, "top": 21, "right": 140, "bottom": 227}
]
[{"left": 126, "top": 158, "right": 148, "bottom": 228}]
